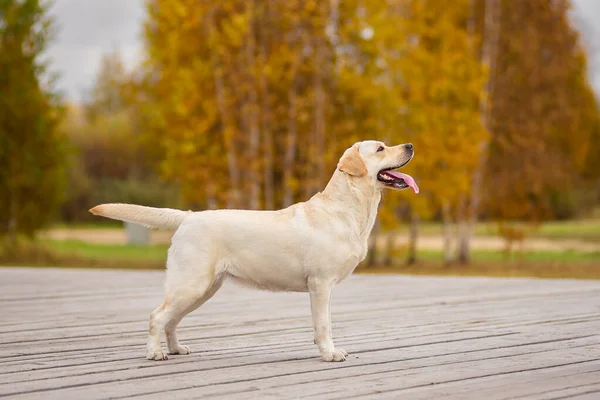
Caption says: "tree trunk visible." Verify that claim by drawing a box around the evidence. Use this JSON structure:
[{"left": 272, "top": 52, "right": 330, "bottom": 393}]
[
  {"left": 209, "top": 8, "right": 242, "bottom": 209},
  {"left": 283, "top": 45, "right": 301, "bottom": 207},
  {"left": 326, "top": 0, "right": 341, "bottom": 47},
  {"left": 215, "top": 80, "right": 242, "bottom": 209},
  {"left": 7, "top": 188, "right": 18, "bottom": 241},
  {"left": 366, "top": 221, "right": 380, "bottom": 267},
  {"left": 457, "top": 0, "right": 501, "bottom": 263},
  {"left": 261, "top": 109, "right": 275, "bottom": 209},
  {"left": 245, "top": 0, "right": 261, "bottom": 210},
  {"left": 260, "top": 1, "right": 274, "bottom": 210},
  {"left": 205, "top": 183, "right": 218, "bottom": 210},
  {"left": 455, "top": 196, "right": 468, "bottom": 262},
  {"left": 442, "top": 201, "right": 453, "bottom": 264},
  {"left": 406, "top": 212, "right": 419, "bottom": 265},
  {"left": 313, "top": 39, "right": 326, "bottom": 193},
  {"left": 382, "top": 231, "right": 396, "bottom": 266}
]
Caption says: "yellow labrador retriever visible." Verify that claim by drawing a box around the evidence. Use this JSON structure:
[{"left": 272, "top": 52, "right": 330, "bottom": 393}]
[{"left": 90, "top": 140, "right": 418, "bottom": 362}]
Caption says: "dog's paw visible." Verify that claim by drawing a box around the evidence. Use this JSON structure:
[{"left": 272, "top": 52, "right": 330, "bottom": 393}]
[
  {"left": 168, "top": 345, "right": 191, "bottom": 355},
  {"left": 321, "top": 348, "right": 347, "bottom": 362},
  {"left": 147, "top": 349, "right": 169, "bottom": 361}
]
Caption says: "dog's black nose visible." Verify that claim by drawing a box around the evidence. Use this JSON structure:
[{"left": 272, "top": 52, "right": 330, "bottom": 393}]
[{"left": 404, "top": 143, "right": 413, "bottom": 151}]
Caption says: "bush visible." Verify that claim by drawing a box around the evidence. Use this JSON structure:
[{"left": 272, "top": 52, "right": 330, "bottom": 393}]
[
  {"left": 61, "top": 177, "right": 180, "bottom": 223},
  {"left": 0, "top": 237, "right": 59, "bottom": 266},
  {"left": 58, "top": 106, "right": 181, "bottom": 224}
]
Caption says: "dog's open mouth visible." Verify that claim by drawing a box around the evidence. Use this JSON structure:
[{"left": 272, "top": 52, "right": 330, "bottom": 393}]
[{"left": 377, "top": 166, "right": 419, "bottom": 193}]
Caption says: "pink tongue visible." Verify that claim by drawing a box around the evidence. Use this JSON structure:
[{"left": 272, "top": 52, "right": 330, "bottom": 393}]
[{"left": 387, "top": 171, "right": 420, "bottom": 193}]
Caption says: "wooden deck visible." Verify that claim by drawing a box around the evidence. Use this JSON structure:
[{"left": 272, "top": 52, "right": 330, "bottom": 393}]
[{"left": 1, "top": 268, "right": 599, "bottom": 399}]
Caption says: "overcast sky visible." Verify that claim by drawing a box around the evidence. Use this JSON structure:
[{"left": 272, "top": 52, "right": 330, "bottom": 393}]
[{"left": 46, "top": 0, "right": 600, "bottom": 102}]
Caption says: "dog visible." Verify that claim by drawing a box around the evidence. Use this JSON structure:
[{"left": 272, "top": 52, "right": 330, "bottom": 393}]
[{"left": 90, "top": 140, "right": 419, "bottom": 362}]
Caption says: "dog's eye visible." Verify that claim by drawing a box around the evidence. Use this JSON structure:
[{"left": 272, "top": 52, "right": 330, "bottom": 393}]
[{"left": 377, "top": 146, "right": 384, "bottom": 152}]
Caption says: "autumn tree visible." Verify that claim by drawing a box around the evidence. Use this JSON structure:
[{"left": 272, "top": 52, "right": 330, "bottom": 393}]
[
  {"left": 141, "top": 0, "right": 370, "bottom": 210},
  {"left": 137, "top": 0, "right": 598, "bottom": 267},
  {"left": 0, "top": 0, "right": 66, "bottom": 238},
  {"left": 342, "top": 0, "right": 487, "bottom": 264},
  {"left": 450, "top": 0, "right": 600, "bottom": 263},
  {"left": 401, "top": 0, "right": 487, "bottom": 264},
  {"left": 479, "top": 0, "right": 597, "bottom": 253}
]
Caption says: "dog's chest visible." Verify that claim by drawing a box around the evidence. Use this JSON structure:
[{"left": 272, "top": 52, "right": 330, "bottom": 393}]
[
  {"left": 335, "top": 198, "right": 379, "bottom": 281},
  {"left": 323, "top": 234, "right": 367, "bottom": 283}
]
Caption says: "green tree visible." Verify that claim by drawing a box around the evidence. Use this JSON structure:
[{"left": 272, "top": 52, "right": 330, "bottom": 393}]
[
  {"left": 59, "top": 51, "right": 179, "bottom": 222},
  {"left": 0, "top": 0, "right": 66, "bottom": 238},
  {"left": 84, "top": 51, "right": 128, "bottom": 121}
]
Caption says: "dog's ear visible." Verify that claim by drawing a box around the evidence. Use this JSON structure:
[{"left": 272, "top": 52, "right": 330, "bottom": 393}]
[{"left": 338, "top": 144, "right": 367, "bottom": 177}]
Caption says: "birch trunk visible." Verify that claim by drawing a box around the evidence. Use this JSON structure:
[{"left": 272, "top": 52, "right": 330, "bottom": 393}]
[
  {"left": 245, "top": 1, "right": 261, "bottom": 210},
  {"left": 283, "top": 47, "right": 301, "bottom": 207},
  {"left": 366, "top": 221, "right": 380, "bottom": 267},
  {"left": 7, "top": 188, "right": 18, "bottom": 241},
  {"left": 457, "top": 0, "right": 501, "bottom": 263},
  {"left": 442, "top": 201, "right": 454, "bottom": 264},
  {"left": 314, "top": 39, "right": 326, "bottom": 193},
  {"left": 382, "top": 231, "right": 396, "bottom": 266},
  {"left": 259, "top": 1, "right": 274, "bottom": 210},
  {"left": 209, "top": 8, "right": 242, "bottom": 209},
  {"left": 406, "top": 212, "right": 419, "bottom": 265},
  {"left": 205, "top": 183, "right": 218, "bottom": 210}
]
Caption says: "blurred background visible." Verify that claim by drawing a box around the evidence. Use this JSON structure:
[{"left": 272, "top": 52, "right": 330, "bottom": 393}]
[{"left": 1, "top": 0, "right": 599, "bottom": 277}]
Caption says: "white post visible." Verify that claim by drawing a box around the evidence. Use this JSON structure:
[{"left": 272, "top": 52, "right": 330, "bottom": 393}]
[{"left": 125, "top": 222, "right": 150, "bottom": 246}]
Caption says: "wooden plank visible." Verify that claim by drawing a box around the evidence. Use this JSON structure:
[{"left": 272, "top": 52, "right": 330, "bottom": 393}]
[
  {"left": 0, "top": 267, "right": 599, "bottom": 400},
  {"left": 352, "top": 363, "right": 600, "bottom": 400}
]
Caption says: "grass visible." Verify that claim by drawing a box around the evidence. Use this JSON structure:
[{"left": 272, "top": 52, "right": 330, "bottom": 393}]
[
  {"left": 357, "top": 247, "right": 600, "bottom": 279},
  {"left": 44, "top": 217, "right": 600, "bottom": 245},
  {"left": 1, "top": 238, "right": 598, "bottom": 279},
  {"left": 385, "top": 215, "right": 600, "bottom": 242},
  {"left": 0, "top": 238, "right": 167, "bottom": 270},
  {"left": 533, "top": 220, "right": 600, "bottom": 241},
  {"left": 49, "top": 221, "right": 123, "bottom": 230},
  {"left": 46, "top": 239, "right": 168, "bottom": 263},
  {"left": 359, "top": 261, "right": 600, "bottom": 280},
  {"left": 415, "top": 248, "right": 600, "bottom": 263}
]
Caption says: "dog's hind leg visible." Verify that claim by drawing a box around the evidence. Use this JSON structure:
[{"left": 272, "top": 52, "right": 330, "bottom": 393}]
[
  {"left": 146, "top": 266, "right": 222, "bottom": 361},
  {"left": 147, "top": 301, "right": 169, "bottom": 360},
  {"left": 164, "top": 276, "right": 223, "bottom": 356}
]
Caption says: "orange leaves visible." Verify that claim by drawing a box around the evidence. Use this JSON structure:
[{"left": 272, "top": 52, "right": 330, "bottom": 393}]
[
  {"left": 482, "top": 0, "right": 599, "bottom": 221},
  {"left": 372, "top": 0, "right": 488, "bottom": 223},
  {"left": 136, "top": 0, "right": 597, "bottom": 225}
]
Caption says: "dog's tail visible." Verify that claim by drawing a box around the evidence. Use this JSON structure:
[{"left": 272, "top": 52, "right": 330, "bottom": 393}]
[{"left": 89, "top": 204, "right": 190, "bottom": 230}]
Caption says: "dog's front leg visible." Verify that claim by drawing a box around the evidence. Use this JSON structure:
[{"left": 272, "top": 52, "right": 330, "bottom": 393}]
[{"left": 308, "top": 278, "right": 347, "bottom": 362}]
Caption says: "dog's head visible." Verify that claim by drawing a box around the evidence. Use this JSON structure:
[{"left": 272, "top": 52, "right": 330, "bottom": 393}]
[{"left": 337, "top": 141, "right": 419, "bottom": 193}]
